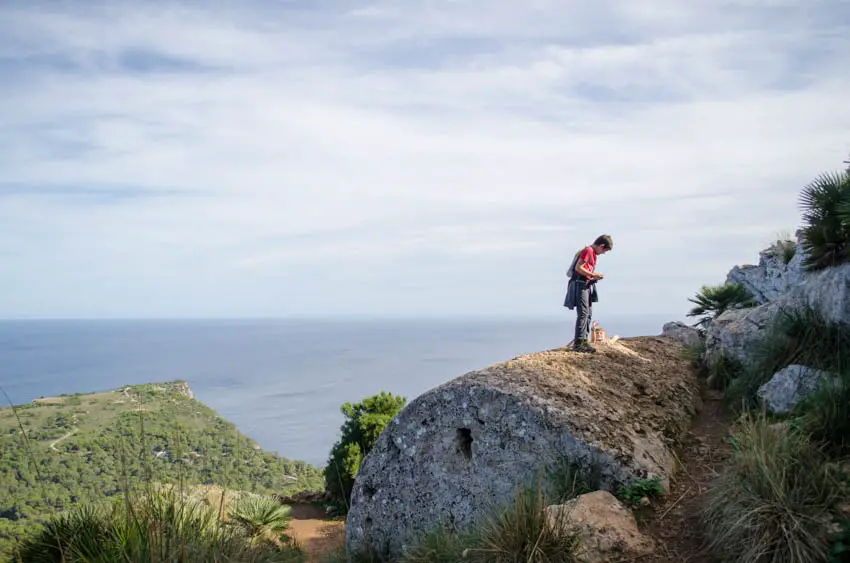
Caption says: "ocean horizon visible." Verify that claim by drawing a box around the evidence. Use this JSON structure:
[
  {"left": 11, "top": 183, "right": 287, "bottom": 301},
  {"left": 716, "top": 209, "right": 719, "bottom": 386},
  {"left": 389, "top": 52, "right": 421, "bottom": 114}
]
[{"left": 0, "top": 314, "right": 683, "bottom": 466}]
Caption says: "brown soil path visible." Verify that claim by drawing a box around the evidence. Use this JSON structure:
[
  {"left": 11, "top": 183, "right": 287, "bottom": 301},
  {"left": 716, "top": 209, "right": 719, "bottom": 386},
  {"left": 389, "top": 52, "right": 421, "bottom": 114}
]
[
  {"left": 287, "top": 504, "right": 345, "bottom": 562},
  {"left": 639, "top": 389, "right": 732, "bottom": 562}
]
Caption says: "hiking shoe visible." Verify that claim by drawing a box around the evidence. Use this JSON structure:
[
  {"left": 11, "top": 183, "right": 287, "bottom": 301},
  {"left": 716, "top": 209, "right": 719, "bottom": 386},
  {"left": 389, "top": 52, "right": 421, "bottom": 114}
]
[{"left": 572, "top": 340, "right": 597, "bottom": 353}]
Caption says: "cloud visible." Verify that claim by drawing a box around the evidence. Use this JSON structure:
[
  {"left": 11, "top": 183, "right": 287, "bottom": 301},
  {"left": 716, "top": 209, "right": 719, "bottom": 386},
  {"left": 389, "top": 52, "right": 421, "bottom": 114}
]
[{"left": 0, "top": 0, "right": 848, "bottom": 318}]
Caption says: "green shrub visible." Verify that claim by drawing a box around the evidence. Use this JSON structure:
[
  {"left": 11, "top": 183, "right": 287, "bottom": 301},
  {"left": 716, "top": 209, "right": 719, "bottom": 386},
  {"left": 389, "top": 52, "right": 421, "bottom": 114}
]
[
  {"left": 707, "top": 353, "right": 744, "bottom": 391},
  {"left": 324, "top": 391, "right": 407, "bottom": 507},
  {"left": 227, "top": 494, "right": 292, "bottom": 544},
  {"left": 702, "top": 413, "right": 842, "bottom": 563},
  {"left": 403, "top": 487, "right": 578, "bottom": 563},
  {"left": 545, "top": 458, "right": 601, "bottom": 504},
  {"left": 617, "top": 477, "right": 664, "bottom": 505},
  {"left": 798, "top": 170, "right": 850, "bottom": 271},
  {"left": 799, "top": 373, "right": 850, "bottom": 457},
  {"left": 14, "top": 488, "right": 304, "bottom": 562},
  {"left": 687, "top": 282, "right": 757, "bottom": 328}
]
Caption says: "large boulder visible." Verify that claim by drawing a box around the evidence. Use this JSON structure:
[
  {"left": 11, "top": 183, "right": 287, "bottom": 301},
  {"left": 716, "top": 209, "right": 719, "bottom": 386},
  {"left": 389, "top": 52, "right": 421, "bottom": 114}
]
[
  {"left": 726, "top": 239, "right": 798, "bottom": 304},
  {"left": 786, "top": 261, "right": 850, "bottom": 326},
  {"left": 757, "top": 364, "right": 832, "bottom": 414},
  {"left": 703, "top": 301, "right": 781, "bottom": 366},
  {"left": 661, "top": 321, "right": 701, "bottom": 348},
  {"left": 545, "top": 491, "right": 655, "bottom": 563},
  {"left": 345, "top": 337, "right": 701, "bottom": 559}
]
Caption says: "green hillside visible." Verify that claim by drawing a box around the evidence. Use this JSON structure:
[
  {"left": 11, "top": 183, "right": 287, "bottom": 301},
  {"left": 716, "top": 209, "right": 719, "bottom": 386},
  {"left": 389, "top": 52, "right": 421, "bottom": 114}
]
[{"left": 0, "top": 380, "right": 323, "bottom": 557}]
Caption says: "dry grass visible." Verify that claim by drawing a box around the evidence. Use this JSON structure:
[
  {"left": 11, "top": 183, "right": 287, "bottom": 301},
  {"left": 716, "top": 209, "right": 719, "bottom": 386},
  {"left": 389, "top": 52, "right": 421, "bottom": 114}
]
[{"left": 701, "top": 412, "right": 842, "bottom": 563}]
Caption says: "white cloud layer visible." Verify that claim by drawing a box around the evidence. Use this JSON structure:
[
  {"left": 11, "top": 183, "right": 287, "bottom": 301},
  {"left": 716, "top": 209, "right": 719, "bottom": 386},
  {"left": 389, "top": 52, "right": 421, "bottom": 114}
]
[{"left": 1, "top": 0, "right": 848, "bottom": 319}]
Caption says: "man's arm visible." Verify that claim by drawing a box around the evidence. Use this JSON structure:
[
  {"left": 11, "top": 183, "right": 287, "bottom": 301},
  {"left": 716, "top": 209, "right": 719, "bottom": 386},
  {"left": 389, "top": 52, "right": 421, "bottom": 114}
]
[{"left": 576, "top": 258, "right": 603, "bottom": 280}]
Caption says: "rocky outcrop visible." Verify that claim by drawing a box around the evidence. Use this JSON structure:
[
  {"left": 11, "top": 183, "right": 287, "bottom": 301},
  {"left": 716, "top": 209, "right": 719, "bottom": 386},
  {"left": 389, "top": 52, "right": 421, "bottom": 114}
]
[
  {"left": 726, "top": 239, "right": 798, "bottom": 304},
  {"left": 757, "top": 364, "right": 832, "bottom": 414},
  {"left": 703, "top": 301, "right": 781, "bottom": 365},
  {"left": 345, "top": 337, "right": 700, "bottom": 559},
  {"left": 661, "top": 321, "right": 701, "bottom": 348},
  {"left": 545, "top": 491, "right": 655, "bottom": 563}
]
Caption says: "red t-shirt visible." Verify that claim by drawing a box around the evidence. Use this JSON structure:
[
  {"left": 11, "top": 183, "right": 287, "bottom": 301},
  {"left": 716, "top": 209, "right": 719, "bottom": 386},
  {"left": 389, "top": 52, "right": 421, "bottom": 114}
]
[{"left": 576, "top": 246, "right": 597, "bottom": 277}]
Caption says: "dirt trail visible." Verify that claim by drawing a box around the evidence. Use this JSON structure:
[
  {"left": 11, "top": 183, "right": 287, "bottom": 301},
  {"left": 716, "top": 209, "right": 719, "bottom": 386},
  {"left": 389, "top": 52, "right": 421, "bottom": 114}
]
[
  {"left": 49, "top": 428, "right": 76, "bottom": 451},
  {"left": 639, "top": 389, "right": 732, "bottom": 562},
  {"left": 287, "top": 504, "right": 345, "bottom": 562}
]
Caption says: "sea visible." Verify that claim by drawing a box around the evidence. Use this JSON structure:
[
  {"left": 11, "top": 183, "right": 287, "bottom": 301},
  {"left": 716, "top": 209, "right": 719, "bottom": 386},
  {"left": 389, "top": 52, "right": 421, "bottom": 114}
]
[{"left": 0, "top": 315, "right": 677, "bottom": 466}]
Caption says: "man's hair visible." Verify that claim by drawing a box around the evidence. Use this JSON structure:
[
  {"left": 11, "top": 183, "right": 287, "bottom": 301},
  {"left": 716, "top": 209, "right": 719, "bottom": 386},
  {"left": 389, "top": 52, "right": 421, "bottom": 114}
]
[{"left": 594, "top": 234, "right": 613, "bottom": 250}]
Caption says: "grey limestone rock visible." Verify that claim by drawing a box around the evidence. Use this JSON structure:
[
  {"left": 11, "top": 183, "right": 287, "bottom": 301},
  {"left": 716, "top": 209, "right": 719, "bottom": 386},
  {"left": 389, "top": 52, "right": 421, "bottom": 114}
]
[
  {"left": 725, "top": 239, "right": 797, "bottom": 304},
  {"left": 661, "top": 321, "right": 701, "bottom": 348},
  {"left": 703, "top": 301, "right": 781, "bottom": 366},
  {"left": 345, "top": 337, "right": 701, "bottom": 560},
  {"left": 757, "top": 364, "right": 832, "bottom": 414}
]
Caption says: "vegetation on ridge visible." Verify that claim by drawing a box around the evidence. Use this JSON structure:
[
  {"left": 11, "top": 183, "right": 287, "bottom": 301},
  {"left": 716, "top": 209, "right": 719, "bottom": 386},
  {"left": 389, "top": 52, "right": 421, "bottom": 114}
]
[
  {"left": 323, "top": 391, "right": 406, "bottom": 509},
  {"left": 799, "top": 170, "right": 850, "bottom": 271},
  {"left": 13, "top": 487, "right": 303, "bottom": 562},
  {"left": 0, "top": 381, "right": 322, "bottom": 557},
  {"left": 686, "top": 282, "right": 757, "bottom": 329}
]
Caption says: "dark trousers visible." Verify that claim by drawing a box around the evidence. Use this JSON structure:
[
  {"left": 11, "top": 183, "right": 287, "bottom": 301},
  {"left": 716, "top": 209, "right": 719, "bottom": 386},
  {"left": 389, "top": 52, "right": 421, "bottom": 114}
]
[{"left": 574, "top": 284, "right": 592, "bottom": 343}]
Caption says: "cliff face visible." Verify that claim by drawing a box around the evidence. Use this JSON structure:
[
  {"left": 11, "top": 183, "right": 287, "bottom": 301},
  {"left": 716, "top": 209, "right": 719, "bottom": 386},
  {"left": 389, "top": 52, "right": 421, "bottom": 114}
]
[
  {"left": 707, "top": 233, "right": 850, "bottom": 366},
  {"left": 345, "top": 336, "right": 700, "bottom": 559}
]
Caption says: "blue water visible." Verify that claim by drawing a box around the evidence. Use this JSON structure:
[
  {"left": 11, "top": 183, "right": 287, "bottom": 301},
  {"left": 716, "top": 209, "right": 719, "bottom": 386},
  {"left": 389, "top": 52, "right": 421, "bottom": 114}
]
[{"left": 0, "top": 315, "right": 674, "bottom": 466}]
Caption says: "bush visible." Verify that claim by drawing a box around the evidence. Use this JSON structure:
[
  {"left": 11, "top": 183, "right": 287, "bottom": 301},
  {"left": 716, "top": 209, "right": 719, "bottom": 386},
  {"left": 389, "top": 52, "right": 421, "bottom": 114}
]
[
  {"left": 707, "top": 353, "right": 744, "bottom": 392},
  {"left": 799, "top": 373, "right": 850, "bottom": 457},
  {"left": 687, "top": 282, "right": 757, "bottom": 328},
  {"left": 798, "top": 170, "right": 850, "bottom": 271},
  {"left": 702, "top": 413, "right": 842, "bottom": 563},
  {"left": 402, "top": 486, "right": 578, "bottom": 563},
  {"left": 617, "top": 477, "right": 664, "bottom": 505},
  {"left": 324, "top": 391, "right": 406, "bottom": 507},
  {"left": 14, "top": 488, "right": 304, "bottom": 562},
  {"left": 227, "top": 494, "right": 292, "bottom": 544},
  {"left": 725, "top": 305, "right": 850, "bottom": 410}
]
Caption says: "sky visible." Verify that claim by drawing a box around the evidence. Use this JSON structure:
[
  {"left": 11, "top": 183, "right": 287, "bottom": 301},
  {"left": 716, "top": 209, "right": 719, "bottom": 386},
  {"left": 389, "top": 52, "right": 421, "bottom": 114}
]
[{"left": 0, "top": 0, "right": 849, "bottom": 321}]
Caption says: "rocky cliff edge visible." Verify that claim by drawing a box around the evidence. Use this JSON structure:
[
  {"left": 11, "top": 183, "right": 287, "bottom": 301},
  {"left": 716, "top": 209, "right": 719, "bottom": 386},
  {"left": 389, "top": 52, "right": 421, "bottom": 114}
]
[{"left": 346, "top": 335, "right": 701, "bottom": 559}]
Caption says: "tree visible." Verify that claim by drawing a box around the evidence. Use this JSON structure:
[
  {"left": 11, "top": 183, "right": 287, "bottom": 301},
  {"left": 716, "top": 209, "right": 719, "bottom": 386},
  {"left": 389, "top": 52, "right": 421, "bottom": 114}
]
[{"left": 323, "top": 391, "right": 407, "bottom": 506}]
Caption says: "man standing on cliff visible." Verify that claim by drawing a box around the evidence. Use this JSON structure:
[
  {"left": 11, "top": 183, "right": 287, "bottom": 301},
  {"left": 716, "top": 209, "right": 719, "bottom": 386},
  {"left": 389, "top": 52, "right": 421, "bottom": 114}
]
[{"left": 564, "top": 234, "right": 613, "bottom": 353}]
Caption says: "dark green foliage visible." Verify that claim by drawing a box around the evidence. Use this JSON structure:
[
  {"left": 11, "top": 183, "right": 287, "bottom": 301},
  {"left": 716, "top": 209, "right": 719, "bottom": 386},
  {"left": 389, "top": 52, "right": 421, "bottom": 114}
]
[
  {"left": 726, "top": 306, "right": 850, "bottom": 410},
  {"left": 687, "top": 282, "right": 757, "bottom": 328},
  {"left": 14, "top": 488, "right": 304, "bottom": 562},
  {"left": 707, "top": 353, "right": 744, "bottom": 391},
  {"left": 702, "top": 413, "right": 842, "bottom": 563},
  {"left": 829, "top": 519, "right": 850, "bottom": 563},
  {"left": 402, "top": 487, "right": 578, "bottom": 563},
  {"left": 798, "top": 374, "right": 850, "bottom": 457},
  {"left": 798, "top": 171, "right": 850, "bottom": 271},
  {"left": 323, "top": 392, "right": 406, "bottom": 506},
  {"left": 0, "top": 382, "right": 322, "bottom": 558},
  {"left": 545, "top": 458, "right": 601, "bottom": 504},
  {"left": 228, "top": 495, "right": 292, "bottom": 543},
  {"left": 617, "top": 477, "right": 664, "bottom": 505}
]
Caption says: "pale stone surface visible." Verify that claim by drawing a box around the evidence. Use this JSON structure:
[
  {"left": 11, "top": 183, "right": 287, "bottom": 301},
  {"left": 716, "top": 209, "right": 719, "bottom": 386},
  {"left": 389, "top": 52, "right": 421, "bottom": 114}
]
[
  {"left": 786, "top": 262, "right": 850, "bottom": 326},
  {"left": 757, "top": 364, "right": 832, "bottom": 414},
  {"left": 545, "top": 491, "right": 655, "bottom": 563},
  {"left": 703, "top": 301, "right": 781, "bottom": 366},
  {"left": 345, "top": 337, "right": 700, "bottom": 559},
  {"left": 661, "top": 321, "right": 701, "bottom": 348},
  {"left": 726, "top": 239, "right": 797, "bottom": 304}
]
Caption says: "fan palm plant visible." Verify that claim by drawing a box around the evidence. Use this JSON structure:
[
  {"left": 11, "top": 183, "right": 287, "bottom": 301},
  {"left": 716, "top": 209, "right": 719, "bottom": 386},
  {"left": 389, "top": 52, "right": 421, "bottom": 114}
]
[
  {"left": 798, "top": 171, "right": 850, "bottom": 271},
  {"left": 227, "top": 495, "right": 292, "bottom": 544},
  {"left": 687, "top": 282, "right": 757, "bottom": 328}
]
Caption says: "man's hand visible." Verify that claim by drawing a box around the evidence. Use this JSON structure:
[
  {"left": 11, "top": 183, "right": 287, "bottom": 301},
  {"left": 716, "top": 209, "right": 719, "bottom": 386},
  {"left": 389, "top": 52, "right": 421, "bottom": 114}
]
[{"left": 594, "top": 273, "right": 605, "bottom": 280}]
